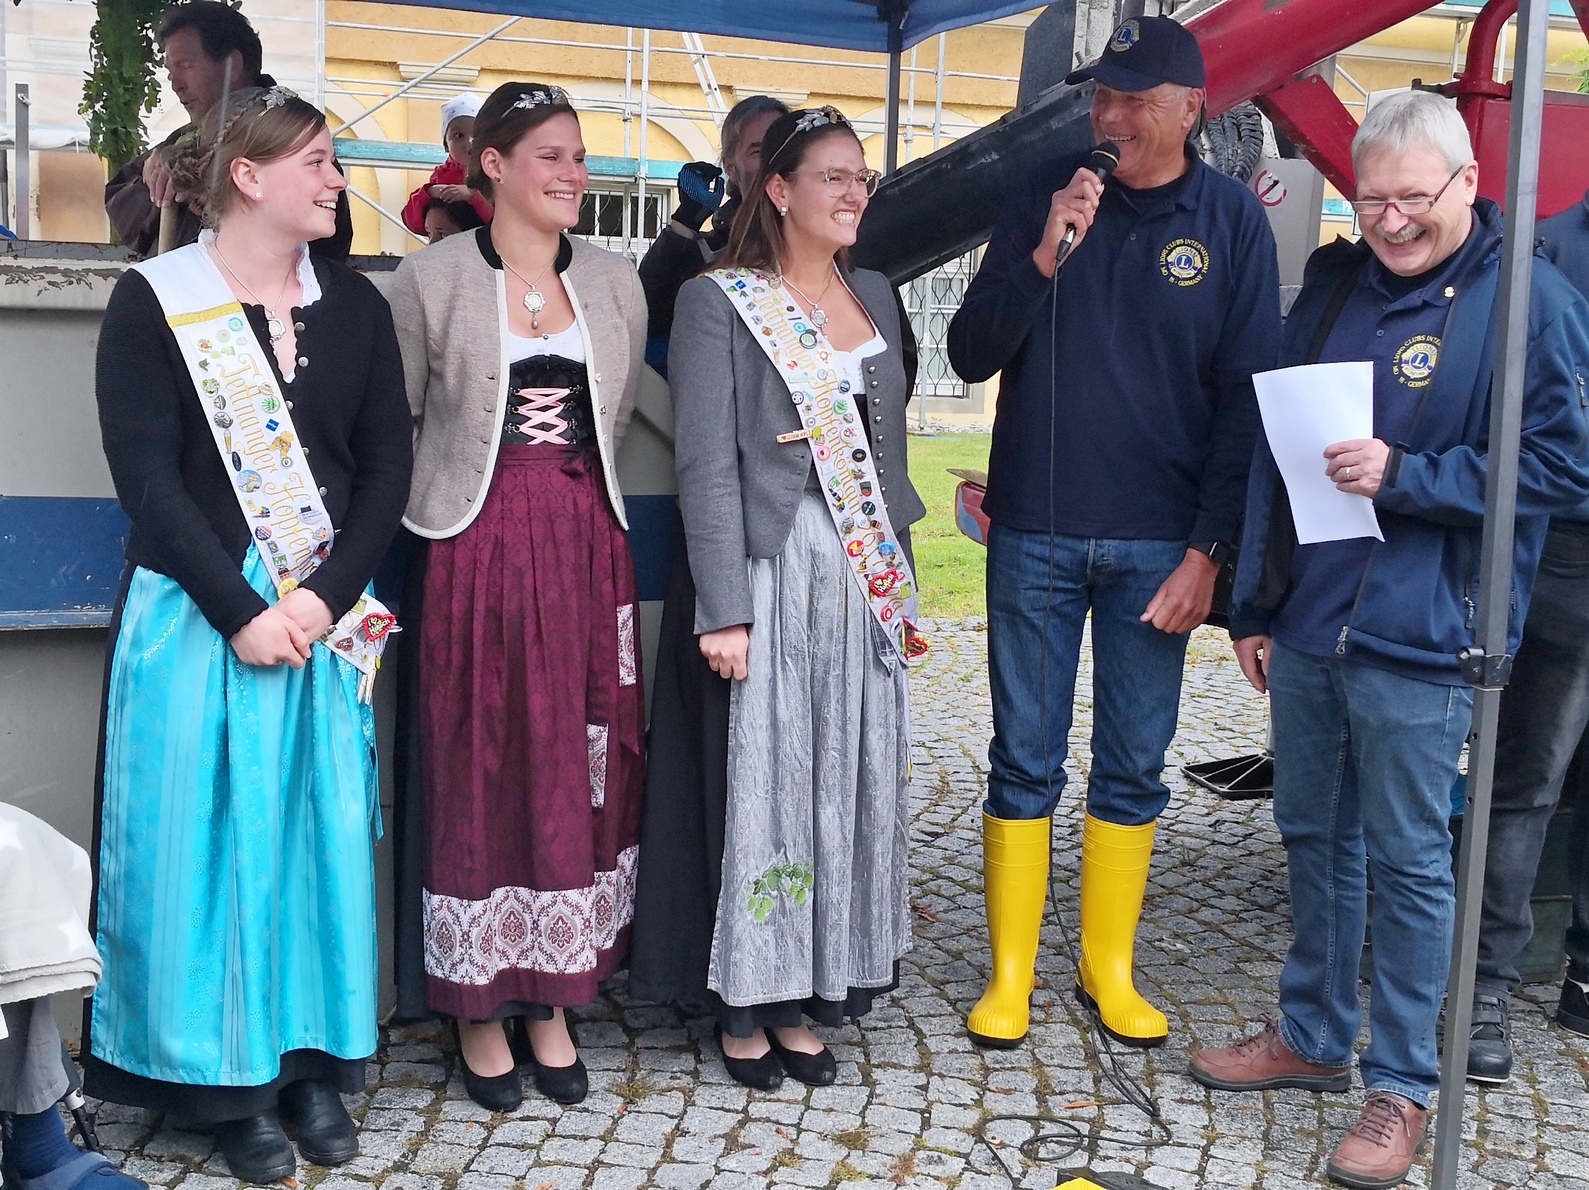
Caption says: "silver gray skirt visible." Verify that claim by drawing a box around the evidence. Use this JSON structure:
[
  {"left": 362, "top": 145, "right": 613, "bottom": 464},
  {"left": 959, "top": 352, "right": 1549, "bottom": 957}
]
[{"left": 706, "top": 490, "right": 913, "bottom": 1007}]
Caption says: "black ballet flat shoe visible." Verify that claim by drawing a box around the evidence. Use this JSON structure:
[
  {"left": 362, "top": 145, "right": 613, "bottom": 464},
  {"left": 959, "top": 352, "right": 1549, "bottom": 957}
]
[
  {"left": 513, "top": 1015, "right": 589, "bottom": 1104},
  {"left": 765, "top": 1031, "right": 837, "bottom": 1087},
  {"left": 213, "top": 1113, "right": 295, "bottom": 1185},
  {"left": 453, "top": 1020, "right": 524, "bottom": 1112},
  {"left": 278, "top": 1078, "right": 359, "bottom": 1166},
  {"left": 715, "top": 1026, "right": 785, "bottom": 1092},
  {"left": 530, "top": 1054, "right": 589, "bottom": 1105}
]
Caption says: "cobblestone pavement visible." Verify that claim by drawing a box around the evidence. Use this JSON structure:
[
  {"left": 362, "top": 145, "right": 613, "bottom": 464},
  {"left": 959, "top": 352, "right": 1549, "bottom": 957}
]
[{"left": 84, "top": 623, "right": 1589, "bottom": 1190}]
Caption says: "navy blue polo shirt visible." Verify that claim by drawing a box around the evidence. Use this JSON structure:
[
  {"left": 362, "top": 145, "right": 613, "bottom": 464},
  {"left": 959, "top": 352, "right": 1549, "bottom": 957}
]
[
  {"left": 1273, "top": 215, "right": 1493, "bottom": 673},
  {"left": 948, "top": 152, "right": 1282, "bottom": 543}
]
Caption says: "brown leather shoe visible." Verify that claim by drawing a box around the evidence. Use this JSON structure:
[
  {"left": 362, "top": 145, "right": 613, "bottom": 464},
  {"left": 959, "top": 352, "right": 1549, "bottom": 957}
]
[
  {"left": 1326, "top": 1091, "right": 1428, "bottom": 1189},
  {"left": 1189, "top": 1018, "right": 1353, "bottom": 1092}
]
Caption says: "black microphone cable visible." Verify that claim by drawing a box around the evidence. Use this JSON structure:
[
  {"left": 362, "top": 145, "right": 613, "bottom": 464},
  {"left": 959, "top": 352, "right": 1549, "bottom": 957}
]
[{"left": 973, "top": 142, "right": 1173, "bottom": 1185}]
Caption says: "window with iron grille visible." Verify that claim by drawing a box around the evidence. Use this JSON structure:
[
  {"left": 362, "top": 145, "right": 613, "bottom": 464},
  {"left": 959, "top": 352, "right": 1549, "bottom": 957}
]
[
  {"left": 901, "top": 248, "right": 983, "bottom": 400},
  {"left": 574, "top": 185, "right": 668, "bottom": 261}
]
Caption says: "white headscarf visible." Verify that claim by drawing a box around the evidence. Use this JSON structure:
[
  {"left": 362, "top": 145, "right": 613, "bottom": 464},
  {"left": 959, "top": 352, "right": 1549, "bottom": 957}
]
[{"left": 440, "top": 92, "right": 484, "bottom": 146}]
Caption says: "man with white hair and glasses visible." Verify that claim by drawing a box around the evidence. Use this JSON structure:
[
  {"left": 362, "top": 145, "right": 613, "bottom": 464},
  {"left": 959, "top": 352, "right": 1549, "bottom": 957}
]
[{"left": 1190, "top": 90, "right": 1589, "bottom": 1189}]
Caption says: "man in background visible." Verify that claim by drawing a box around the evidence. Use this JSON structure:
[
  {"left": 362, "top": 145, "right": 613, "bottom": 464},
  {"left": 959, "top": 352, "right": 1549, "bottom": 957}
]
[{"left": 105, "top": 0, "right": 351, "bottom": 258}]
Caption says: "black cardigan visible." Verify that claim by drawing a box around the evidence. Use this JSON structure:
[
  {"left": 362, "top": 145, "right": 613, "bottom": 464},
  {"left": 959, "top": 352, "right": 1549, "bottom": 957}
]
[{"left": 96, "top": 256, "right": 413, "bottom": 640}]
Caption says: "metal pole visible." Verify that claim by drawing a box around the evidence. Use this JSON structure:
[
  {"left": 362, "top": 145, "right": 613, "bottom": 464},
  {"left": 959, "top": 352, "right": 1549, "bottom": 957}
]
[
  {"left": 637, "top": 29, "right": 651, "bottom": 260},
  {"left": 336, "top": 17, "right": 519, "bottom": 136},
  {"left": 1430, "top": 1, "right": 1548, "bottom": 1187},
  {"left": 932, "top": 34, "right": 946, "bottom": 154},
  {"left": 345, "top": 183, "right": 426, "bottom": 244},
  {"left": 623, "top": 27, "right": 634, "bottom": 159},
  {"left": 884, "top": 40, "right": 902, "bottom": 175},
  {"left": 13, "top": 83, "right": 28, "bottom": 239},
  {"left": 905, "top": 45, "right": 918, "bottom": 164}
]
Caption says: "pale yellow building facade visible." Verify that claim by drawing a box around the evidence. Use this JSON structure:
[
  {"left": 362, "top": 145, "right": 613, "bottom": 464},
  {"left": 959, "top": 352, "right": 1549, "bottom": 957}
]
[{"left": 321, "top": 5, "right": 1031, "bottom": 256}]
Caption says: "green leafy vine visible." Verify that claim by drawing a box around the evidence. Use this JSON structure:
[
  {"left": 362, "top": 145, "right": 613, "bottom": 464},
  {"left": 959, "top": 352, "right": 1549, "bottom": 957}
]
[
  {"left": 80, "top": 0, "right": 172, "bottom": 172},
  {"left": 745, "top": 860, "right": 814, "bottom": 924}
]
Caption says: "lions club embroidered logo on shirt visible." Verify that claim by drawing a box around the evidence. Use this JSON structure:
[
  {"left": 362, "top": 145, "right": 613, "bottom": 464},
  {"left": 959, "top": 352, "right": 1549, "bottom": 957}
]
[
  {"left": 1159, "top": 238, "right": 1209, "bottom": 287},
  {"left": 1393, "top": 335, "right": 1441, "bottom": 388}
]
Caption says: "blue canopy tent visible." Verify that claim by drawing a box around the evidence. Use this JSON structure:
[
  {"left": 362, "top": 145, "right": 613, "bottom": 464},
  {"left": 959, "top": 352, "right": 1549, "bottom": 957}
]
[{"left": 369, "top": 0, "right": 1042, "bottom": 170}]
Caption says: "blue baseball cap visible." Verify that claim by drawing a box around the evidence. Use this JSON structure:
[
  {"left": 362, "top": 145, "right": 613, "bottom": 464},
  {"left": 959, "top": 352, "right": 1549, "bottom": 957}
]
[{"left": 1065, "top": 15, "right": 1206, "bottom": 93}]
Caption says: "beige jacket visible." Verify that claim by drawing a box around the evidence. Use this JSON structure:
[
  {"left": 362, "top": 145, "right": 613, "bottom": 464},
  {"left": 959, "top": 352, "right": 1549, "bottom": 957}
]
[{"left": 391, "top": 227, "right": 647, "bottom": 536}]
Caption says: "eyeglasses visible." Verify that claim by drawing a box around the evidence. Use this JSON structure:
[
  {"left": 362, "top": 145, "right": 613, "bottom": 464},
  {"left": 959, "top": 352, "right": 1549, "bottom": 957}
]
[
  {"left": 796, "top": 168, "right": 884, "bottom": 197},
  {"left": 1350, "top": 166, "right": 1464, "bottom": 217}
]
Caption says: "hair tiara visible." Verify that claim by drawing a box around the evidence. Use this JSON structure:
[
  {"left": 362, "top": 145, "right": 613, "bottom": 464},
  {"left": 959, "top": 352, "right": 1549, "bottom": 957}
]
[
  {"left": 768, "top": 105, "right": 852, "bottom": 163},
  {"left": 511, "top": 86, "right": 570, "bottom": 112}
]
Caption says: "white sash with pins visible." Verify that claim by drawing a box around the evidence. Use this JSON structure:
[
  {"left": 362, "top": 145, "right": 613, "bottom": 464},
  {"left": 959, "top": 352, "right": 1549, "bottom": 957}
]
[
  {"left": 708, "top": 267, "right": 926, "bottom": 664},
  {"left": 131, "top": 242, "right": 397, "bottom": 700}
]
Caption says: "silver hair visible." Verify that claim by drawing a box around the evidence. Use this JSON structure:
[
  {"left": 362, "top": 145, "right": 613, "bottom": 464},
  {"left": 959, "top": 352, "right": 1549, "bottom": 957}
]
[{"left": 1352, "top": 90, "right": 1474, "bottom": 173}]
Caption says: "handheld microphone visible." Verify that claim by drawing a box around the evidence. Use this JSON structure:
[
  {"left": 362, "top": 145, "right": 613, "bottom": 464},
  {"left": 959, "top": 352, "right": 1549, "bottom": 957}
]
[{"left": 1054, "top": 141, "right": 1122, "bottom": 269}]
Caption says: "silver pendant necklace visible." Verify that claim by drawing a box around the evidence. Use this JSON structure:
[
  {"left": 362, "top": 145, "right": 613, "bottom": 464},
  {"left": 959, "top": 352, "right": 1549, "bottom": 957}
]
[
  {"left": 211, "top": 241, "right": 295, "bottom": 344},
  {"left": 501, "top": 256, "right": 557, "bottom": 330},
  {"left": 779, "top": 265, "right": 838, "bottom": 329}
]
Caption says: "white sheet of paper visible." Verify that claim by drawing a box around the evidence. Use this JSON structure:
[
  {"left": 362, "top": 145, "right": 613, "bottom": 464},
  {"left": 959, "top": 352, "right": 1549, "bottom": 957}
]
[{"left": 1253, "top": 361, "right": 1384, "bottom": 545}]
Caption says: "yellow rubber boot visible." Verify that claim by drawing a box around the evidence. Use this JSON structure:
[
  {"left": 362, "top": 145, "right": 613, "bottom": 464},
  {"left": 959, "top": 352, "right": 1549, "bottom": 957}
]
[
  {"left": 1076, "top": 814, "right": 1168, "bottom": 1047},
  {"left": 966, "top": 813, "right": 1051, "bottom": 1048}
]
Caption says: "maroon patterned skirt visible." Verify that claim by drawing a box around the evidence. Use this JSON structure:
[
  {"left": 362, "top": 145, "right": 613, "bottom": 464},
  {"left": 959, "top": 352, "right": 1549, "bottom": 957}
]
[{"left": 419, "top": 444, "right": 644, "bottom": 1018}]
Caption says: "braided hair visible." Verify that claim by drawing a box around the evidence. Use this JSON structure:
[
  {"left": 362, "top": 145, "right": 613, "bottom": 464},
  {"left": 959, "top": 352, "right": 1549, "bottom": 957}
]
[{"left": 166, "top": 86, "right": 327, "bottom": 225}]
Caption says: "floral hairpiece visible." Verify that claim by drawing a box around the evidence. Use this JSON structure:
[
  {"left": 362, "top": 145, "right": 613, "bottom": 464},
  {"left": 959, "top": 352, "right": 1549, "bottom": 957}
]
[
  {"left": 261, "top": 86, "right": 297, "bottom": 110},
  {"left": 511, "top": 86, "right": 570, "bottom": 111},
  {"left": 794, "top": 105, "right": 850, "bottom": 134},
  {"left": 769, "top": 105, "right": 852, "bottom": 162}
]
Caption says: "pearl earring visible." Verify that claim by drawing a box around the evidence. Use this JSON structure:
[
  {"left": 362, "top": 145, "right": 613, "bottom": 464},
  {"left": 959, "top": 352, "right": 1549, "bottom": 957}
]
[
  {"left": 779, "top": 206, "right": 788, "bottom": 217},
  {"left": 255, "top": 191, "right": 263, "bottom": 199}
]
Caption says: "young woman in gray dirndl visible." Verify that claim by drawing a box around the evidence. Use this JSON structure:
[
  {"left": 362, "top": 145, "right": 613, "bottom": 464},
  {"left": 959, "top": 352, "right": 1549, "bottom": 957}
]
[{"left": 647, "top": 107, "right": 928, "bottom": 1090}]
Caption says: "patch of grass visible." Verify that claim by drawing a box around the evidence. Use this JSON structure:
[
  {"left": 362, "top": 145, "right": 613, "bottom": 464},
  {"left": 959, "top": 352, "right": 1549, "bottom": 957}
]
[
  {"left": 832, "top": 1160, "right": 865, "bottom": 1182},
  {"left": 834, "top": 1124, "right": 873, "bottom": 1150},
  {"left": 612, "top": 1073, "right": 658, "bottom": 1105},
  {"left": 889, "top": 1151, "right": 918, "bottom": 1184},
  {"left": 770, "top": 1149, "right": 802, "bottom": 1172},
  {"left": 904, "top": 432, "right": 992, "bottom": 620}
]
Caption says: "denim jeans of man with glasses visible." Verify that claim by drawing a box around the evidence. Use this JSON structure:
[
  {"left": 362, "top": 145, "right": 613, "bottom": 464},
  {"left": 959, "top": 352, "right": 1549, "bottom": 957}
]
[{"left": 1266, "top": 642, "right": 1471, "bottom": 1103}]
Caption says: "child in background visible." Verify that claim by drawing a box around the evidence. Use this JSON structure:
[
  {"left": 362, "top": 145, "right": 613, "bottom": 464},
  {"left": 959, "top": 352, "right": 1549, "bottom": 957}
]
[
  {"left": 402, "top": 92, "right": 494, "bottom": 235},
  {"left": 423, "top": 198, "right": 486, "bottom": 244}
]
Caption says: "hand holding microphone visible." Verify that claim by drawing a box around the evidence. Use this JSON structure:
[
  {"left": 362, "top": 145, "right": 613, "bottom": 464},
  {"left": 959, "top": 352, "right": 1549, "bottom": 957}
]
[{"left": 1032, "top": 141, "right": 1121, "bottom": 278}]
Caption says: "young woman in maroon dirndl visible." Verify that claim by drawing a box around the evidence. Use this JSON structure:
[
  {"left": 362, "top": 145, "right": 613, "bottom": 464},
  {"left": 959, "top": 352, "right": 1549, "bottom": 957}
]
[{"left": 390, "top": 81, "right": 648, "bottom": 1109}]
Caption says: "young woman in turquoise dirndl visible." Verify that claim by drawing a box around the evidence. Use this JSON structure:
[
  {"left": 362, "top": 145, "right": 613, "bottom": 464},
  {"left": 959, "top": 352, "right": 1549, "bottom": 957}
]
[{"left": 86, "top": 88, "right": 412, "bottom": 1183}]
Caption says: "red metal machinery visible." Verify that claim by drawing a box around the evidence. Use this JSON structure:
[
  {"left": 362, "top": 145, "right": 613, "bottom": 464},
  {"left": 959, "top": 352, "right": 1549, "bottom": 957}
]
[{"left": 1187, "top": 0, "right": 1589, "bottom": 217}]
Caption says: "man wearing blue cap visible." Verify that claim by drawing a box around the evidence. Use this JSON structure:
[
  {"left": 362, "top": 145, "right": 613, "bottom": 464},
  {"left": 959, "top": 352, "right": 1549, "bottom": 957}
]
[{"left": 948, "top": 15, "right": 1281, "bottom": 1050}]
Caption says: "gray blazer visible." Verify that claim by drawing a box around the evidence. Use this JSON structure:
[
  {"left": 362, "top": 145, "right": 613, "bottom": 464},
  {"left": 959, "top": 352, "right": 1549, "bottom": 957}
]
[
  {"left": 391, "top": 228, "right": 646, "bottom": 538},
  {"left": 670, "top": 267, "right": 926, "bottom": 634}
]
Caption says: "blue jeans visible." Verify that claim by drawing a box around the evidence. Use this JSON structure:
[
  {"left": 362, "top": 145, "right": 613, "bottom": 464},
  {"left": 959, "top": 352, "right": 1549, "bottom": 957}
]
[
  {"left": 1268, "top": 641, "right": 1472, "bottom": 1108},
  {"left": 985, "top": 526, "right": 1190, "bottom": 826}
]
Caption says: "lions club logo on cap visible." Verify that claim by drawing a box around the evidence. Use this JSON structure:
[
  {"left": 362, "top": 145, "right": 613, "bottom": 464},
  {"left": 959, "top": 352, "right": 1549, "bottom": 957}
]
[
  {"left": 1393, "top": 335, "right": 1440, "bottom": 388},
  {"left": 1159, "top": 238, "right": 1209, "bottom": 287},
  {"left": 1109, "top": 19, "right": 1141, "bottom": 53}
]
